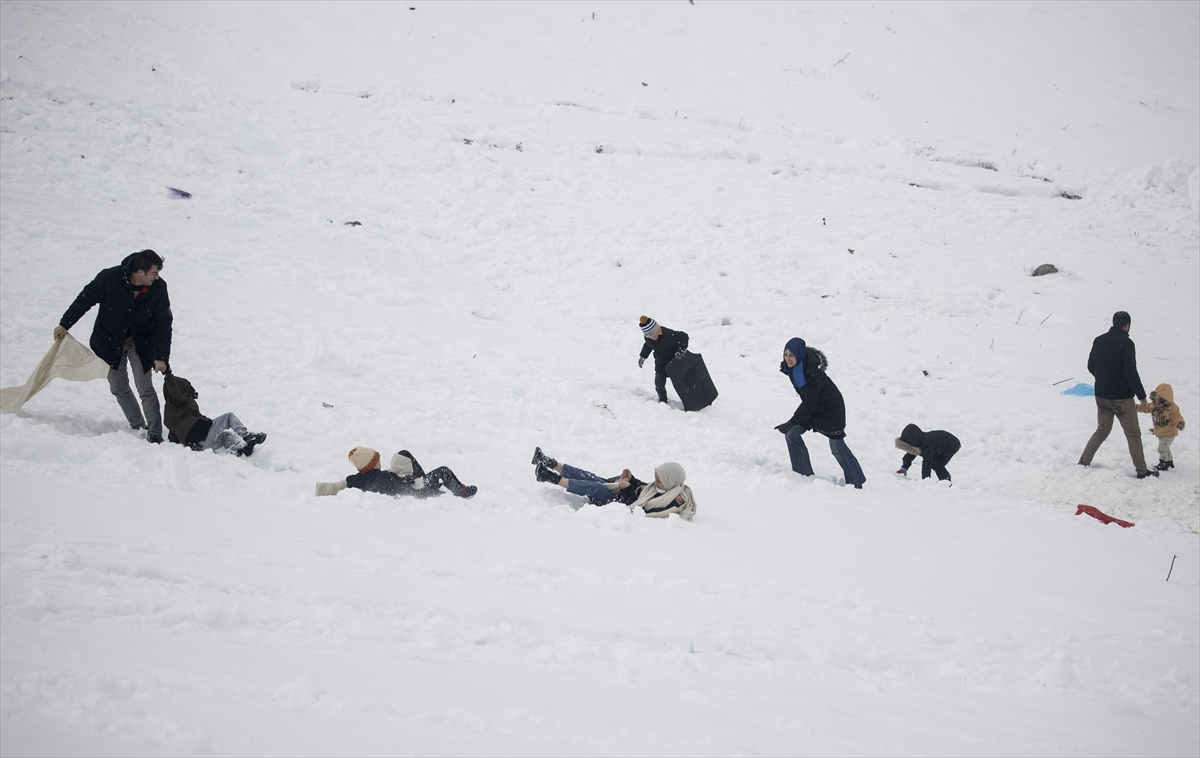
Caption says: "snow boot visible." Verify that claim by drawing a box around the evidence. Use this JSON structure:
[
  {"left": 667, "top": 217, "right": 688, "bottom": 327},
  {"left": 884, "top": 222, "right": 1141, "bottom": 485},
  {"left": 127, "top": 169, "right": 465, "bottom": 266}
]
[
  {"left": 1136, "top": 469, "right": 1160, "bottom": 479},
  {"left": 1154, "top": 459, "right": 1174, "bottom": 471},
  {"left": 458, "top": 485, "right": 478, "bottom": 499},
  {"left": 532, "top": 447, "right": 557, "bottom": 470},
  {"left": 536, "top": 464, "right": 561, "bottom": 484},
  {"left": 238, "top": 432, "right": 267, "bottom": 457}
]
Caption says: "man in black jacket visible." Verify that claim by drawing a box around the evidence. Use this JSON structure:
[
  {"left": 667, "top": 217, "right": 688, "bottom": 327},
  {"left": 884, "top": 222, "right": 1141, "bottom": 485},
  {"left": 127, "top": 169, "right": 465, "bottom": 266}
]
[
  {"left": 638, "top": 315, "right": 688, "bottom": 404},
  {"left": 1078, "top": 311, "right": 1155, "bottom": 478},
  {"left": 53, "top": 250, "right": 173, "bottom": 443}
]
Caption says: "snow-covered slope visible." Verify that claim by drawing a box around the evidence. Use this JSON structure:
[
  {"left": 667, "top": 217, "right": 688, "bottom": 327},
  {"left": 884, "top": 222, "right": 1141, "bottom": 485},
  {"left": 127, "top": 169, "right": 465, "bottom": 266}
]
[{"left": 2, "top": 2, "right": 1197, "bottom": 755}]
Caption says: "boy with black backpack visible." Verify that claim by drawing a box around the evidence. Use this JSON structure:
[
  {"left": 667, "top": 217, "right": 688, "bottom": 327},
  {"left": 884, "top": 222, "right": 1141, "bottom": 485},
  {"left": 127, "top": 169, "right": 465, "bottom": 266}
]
[{"left": 162, "top": 370, "right": 266, "bottom": 456}]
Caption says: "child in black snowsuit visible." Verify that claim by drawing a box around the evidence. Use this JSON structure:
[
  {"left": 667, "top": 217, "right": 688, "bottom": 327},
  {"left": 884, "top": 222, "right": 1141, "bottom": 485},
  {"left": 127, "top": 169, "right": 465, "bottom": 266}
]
[{"left": 895, "top": 424, "right": 960, "bottom": 481}]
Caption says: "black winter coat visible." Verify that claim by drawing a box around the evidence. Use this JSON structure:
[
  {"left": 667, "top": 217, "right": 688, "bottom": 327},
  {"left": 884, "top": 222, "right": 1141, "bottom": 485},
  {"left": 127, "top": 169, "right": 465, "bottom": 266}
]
[
  {"left": 639, "top": 327, "right": 689, "bottom": 373},
  {"left": 346, "top": 469, "right": 425, "bottom": 497},
  {"left": 59, "top": 253, "right": 173, "bottom": 373},
  {"left": 781, "top": 348, "right": 847, "bottom": 437},
  {"left": 1087, "top": 326, "right": 1146, "bottom": 401},
  {"left": 898, "top": 424, "right": 961, "bottom": 479}
]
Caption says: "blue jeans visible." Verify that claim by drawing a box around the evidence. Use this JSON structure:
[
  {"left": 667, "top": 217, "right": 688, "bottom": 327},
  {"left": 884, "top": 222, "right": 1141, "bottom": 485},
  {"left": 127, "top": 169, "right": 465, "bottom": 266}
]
[
  {"left": 561, "top": 463, "right": 617, "bottom": 505},
  {"left": 785, "top": 427, "right": 866, "bottom": 488}
]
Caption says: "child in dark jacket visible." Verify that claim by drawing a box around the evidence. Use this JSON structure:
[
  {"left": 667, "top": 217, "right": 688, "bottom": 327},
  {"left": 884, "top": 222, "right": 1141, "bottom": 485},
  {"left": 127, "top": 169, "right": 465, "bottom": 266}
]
[
  {"left": 895, "top": 424, "right": 960, "bottom": 481},
  {"left": 162, "top": 372, "right": 267, "bottom": 456},
  {"left": 315, "top": 447, "right": 477, "bottom": 499}
]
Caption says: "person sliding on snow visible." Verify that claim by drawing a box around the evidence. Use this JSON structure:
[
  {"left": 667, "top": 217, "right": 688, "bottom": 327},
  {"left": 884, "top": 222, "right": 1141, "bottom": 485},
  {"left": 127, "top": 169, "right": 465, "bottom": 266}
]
[
  {"left": 775, "top": 337, "right": 866, "bottom": 489},
  {"left": 162, "top": 370, "right": 267, "bottom": 456},
  {"left": 532, "top": 447, "right": 696, "bottom": 520},
  {"left": 315, "top": 447, "right": 477, "bottom": 499},
  {"left": 894, "top": 424, "right": 961, "bottom": 482},
  {"left": 637, "top": 316, "right": 688, "bottom": 404},
  {"left": 1138, "top": 383, "right": 1185, "bottom": 472},
  {"left": 53, "top": 249, "right": 172, "bottom": 443}
]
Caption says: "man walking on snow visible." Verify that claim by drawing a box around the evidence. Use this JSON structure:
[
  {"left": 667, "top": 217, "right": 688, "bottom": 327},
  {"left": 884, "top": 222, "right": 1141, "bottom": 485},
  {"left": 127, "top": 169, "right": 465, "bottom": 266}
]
[
  {"left": 53, "top": 250, "right": 173, "bottom": 443},
  {"left": 1078, "top": 311, "right": 1156, "bottom": 478}
]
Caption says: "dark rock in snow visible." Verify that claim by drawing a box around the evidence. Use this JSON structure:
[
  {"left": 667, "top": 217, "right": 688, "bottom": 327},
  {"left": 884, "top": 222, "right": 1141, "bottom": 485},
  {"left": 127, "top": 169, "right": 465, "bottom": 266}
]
[
  {"left": 167, "top": 187, "right": 191, "bottom": 199},
  {"left": 1032, "top": 264, "right": 1059, "bottom": 277},
  {"left": 344, "top": 221, "right": 362, "bottom": 227}
]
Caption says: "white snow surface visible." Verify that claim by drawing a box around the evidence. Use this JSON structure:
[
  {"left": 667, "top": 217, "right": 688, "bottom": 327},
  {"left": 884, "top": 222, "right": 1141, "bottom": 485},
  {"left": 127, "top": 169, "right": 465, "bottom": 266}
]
[{"left": 2, "top": 1, "right": 1198, "bottom": 755}]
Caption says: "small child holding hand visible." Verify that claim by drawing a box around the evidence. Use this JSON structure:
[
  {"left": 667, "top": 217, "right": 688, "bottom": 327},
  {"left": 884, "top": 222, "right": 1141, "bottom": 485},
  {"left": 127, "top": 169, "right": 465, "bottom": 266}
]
[{"left": 1140, "top": 383, "right": 1186, "bottom": 471}]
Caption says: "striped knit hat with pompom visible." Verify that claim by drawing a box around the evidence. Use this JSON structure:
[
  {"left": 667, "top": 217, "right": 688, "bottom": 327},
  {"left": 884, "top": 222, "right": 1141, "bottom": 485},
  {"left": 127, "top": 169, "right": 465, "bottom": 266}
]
[
  {"left": 348, "top": 446, "right": 381, "bottom": 474},
  {"left": 639, "top": 315, "right": 660, "bottom": 337}
]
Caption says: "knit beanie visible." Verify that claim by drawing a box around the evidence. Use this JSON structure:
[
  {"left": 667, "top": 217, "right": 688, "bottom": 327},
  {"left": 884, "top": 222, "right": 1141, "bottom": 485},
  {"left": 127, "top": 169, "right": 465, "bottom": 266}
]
[
  {"left": 639, "top": 315, "right": 660, "bottom": 337},
  {"left": 348, "top": 446, "right": 380, "bottom": 474}
]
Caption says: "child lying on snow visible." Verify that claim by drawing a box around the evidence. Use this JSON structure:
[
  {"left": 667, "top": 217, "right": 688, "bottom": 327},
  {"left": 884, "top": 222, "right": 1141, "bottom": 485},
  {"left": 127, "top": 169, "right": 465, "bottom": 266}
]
[
  {"left": 1139, "top": 382, "right": 1186, "bottom": 471},
  {"left": 532, "top": 447, "right": 696, "bottom": 520},
  {"left": 162, "top": 372, "right": 266, "bottom": 456},
  {"left": 315, "top": 446, "right": 477, "bottom": 499},
  {"left": 894, "top": 424, "right": 960, "bottom": 482}
]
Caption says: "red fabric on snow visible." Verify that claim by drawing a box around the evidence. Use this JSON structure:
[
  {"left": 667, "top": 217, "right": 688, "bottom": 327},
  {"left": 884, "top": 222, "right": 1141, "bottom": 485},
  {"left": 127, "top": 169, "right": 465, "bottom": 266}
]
[{"left": 1076, "top": 504, "right": 1135, "bottom": 528}]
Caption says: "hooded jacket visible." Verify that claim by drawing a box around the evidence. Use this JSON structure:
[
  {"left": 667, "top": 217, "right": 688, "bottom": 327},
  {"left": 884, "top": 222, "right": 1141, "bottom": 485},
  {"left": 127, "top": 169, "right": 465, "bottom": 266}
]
[
  {"left": 59, "top": 253, "right": 173, "bottom": 373},
  {"left": 781, "top": 347, "right": 846, "bottom": 437},
  {"left": 639, "top": 326, "right": 689, "bottom": 373},
  {"left": 895, "top": 424, "right": 961, "bottom": 478},
  {"left": 1087, "top": 326, "right": 1145, "bottom": 401},
  {"left": 1139, "top": 383, "right": 1186, "bottom": 438},
  {"left": 162, "top": 373, "right": 212, "bottom": 445}
]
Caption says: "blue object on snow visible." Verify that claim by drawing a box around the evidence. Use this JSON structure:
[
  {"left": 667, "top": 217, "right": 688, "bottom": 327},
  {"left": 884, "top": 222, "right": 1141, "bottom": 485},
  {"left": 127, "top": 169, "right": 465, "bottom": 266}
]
[
  {"left": 1061, "top": 383, "right": 1095, "bottom": 396},
  {"left": 167, "top": 187, "right": 192, "bottom": 199}
]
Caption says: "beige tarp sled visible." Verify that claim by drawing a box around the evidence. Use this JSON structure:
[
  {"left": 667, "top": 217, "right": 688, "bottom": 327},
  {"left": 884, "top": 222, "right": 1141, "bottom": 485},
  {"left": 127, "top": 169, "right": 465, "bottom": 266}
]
[{"left": 0, "top": 334, "right": 110, "bottom": 413}]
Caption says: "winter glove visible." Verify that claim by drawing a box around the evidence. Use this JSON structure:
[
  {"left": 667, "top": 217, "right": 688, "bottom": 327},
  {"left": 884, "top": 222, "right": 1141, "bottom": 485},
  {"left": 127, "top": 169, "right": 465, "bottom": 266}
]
[
  {"left": 638, "top": 357, "right": 645, "bottom": 368},
  {"left": 775, "top": 422, "right": 795, "bottom": 435},
  {"left": 674, "top": 350, "right": 686, "bottom": 360}
]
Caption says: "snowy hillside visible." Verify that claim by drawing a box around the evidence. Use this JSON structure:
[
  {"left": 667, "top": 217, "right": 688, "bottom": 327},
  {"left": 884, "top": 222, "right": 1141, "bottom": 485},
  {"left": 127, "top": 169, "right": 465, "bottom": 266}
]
[{"left": 2, "top": 1, "right": 1198, "bottom": 755}]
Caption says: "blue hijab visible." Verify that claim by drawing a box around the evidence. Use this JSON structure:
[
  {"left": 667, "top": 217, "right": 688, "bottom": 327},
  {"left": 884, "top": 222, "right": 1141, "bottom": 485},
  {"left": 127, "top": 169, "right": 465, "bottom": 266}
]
[{"left": 785, "top": 337, "right": 807, "bottom": 390}]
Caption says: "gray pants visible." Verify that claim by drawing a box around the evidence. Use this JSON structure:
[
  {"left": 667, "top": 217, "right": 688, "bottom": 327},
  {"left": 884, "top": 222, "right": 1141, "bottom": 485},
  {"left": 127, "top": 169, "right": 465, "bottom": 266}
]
[
  {"left": 1079, "top": 397, "right": 1146, "bottom": 473},
  {"left": 1158, "top": 436, "right": 1175, "bottom": 462},
  {"left": 201, "top": 412, "right": 248, "bottom": 454},
  {"left": 108, "top": 339, "right": 162, "bottom": 436}
]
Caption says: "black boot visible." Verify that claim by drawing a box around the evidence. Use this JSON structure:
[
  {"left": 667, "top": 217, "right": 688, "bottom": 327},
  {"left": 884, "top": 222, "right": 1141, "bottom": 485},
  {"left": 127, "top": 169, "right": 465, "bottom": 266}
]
[
  {"left": 1154, "top": 459, "right": 1174, "bottom": 471},
  {"left": 239, "top": 432, "right": 267, "bottom": 457},
  {"left": 532, "top": 447, "right": 558, "bottom": 469},
  {"left": 1137, "top": 469, "right": 1160, "bottom": 479},
  {"left": 536, "top": 464, "right": 561, "bottom": 484}
]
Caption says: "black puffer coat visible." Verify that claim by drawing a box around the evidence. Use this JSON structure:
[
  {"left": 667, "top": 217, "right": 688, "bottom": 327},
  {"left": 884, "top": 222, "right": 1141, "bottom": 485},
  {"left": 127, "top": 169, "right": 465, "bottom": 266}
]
[
  {"left": 1087, "top": 326, "right": 1146, "bottom": 401},
  {"left": 639, "top": 327, "right": 689, "bottom": 373},
  {"left": 781, "top": 347, "right": 846, "bottom": 437},
  {"left": 897, "top": 424, "right": 961, "bottom": 478},
  {"left": 59, "top": 253, "right": 172, "bottom": 372}
]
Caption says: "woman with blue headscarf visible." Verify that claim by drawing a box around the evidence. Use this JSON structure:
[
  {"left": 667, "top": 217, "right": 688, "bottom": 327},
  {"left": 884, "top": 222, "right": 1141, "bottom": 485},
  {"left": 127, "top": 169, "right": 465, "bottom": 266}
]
[{"left": 775, "top": 337, "right": 866, "bottom": 489}]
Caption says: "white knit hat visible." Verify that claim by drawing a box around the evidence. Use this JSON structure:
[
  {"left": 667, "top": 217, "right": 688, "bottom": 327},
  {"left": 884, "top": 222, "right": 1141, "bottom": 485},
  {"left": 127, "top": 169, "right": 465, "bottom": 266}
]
[
  {"left": 348, "top": 446, "right": 380, "bottom": 474},
  {"left": 639, "top": 315, "right": 659, "bottom": 337},
  {"left": 389, "top": 452, "right": 414, "bottom": 477}
]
